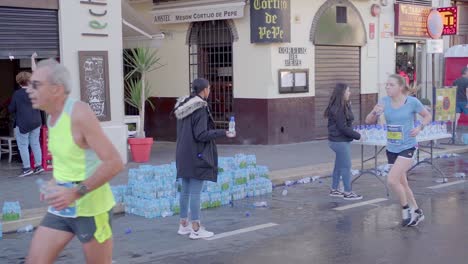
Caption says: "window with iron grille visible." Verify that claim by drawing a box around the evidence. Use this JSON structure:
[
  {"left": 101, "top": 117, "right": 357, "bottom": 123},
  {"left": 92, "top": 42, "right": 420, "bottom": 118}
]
[
  {"left": 395, "top": 0, "right": 432, "bottom": 6},
  {"left": 189, "top": 20, "right": 234, "bottom": 129}
]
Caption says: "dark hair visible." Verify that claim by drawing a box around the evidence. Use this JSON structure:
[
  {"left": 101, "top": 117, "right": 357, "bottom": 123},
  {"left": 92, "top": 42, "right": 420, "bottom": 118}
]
[
  {"left": 462, "top": 66, "right": 468, "bottom": 76},
  {"left": 324, "top": 83, "right": 350, "bottom": 119},
  {"left": 172, "top": 78, "right": 210, "bottom": 116},
  {"left": 192, "top": 78, "right": 210, "bottom": 94}
]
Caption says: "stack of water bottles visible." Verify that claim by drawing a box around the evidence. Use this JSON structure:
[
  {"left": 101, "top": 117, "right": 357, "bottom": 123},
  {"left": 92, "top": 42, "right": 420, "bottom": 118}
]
[
  {"left": 121, "top": 154, "right": 272, "bottom": 219},
  {"left": 2, "top": 201, "right": 21, "bottom": 221},
  {"left": 354, "top": 121, "right": 449, "bottom": 144},
  {"left": 414, "top": 121, "right": 449, "bottom": 141},
  {"left": 111, "top": 185, "right": 127, "bottom": 203},
  {"left": 124, "top": 163, "right": 178, "bottom": 218}
]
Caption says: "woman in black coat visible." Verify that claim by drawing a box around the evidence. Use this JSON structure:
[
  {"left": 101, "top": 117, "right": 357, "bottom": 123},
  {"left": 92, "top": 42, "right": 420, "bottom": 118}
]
[
  {"left": 324, "top": 83, "right": 362, "bottom": 201},
  {"left": 174, "top": 78, "right": 235, "bottom": 239}
]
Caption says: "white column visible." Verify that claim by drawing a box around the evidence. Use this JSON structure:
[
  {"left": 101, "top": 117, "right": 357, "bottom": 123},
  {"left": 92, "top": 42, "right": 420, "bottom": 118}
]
[{"left": 58, "top": 0, "right": 128, "bottom": 163}]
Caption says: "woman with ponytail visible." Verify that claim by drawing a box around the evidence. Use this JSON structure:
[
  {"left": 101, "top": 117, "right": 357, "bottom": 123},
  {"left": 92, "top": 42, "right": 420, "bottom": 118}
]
[
  {"left": 365, "top": 74, "right": 431, "bottom": 227},
  {"left": 174, "top": 78, "right": 236, "bottom": 239}
]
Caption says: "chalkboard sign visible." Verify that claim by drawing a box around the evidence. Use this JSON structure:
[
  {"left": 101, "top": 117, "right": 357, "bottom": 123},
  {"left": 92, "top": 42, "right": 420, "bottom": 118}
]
[
  {"left": 250, "top": 0, "right": 291, "bottom": 43},
  {"left": 78, "top": 51, "right": 111, "bottom": 121}
]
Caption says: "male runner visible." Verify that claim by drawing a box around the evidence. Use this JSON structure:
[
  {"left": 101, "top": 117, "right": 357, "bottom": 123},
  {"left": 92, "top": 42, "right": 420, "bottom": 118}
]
[{"left": 25, "top": 59, "right": 124, "bottom": 264}]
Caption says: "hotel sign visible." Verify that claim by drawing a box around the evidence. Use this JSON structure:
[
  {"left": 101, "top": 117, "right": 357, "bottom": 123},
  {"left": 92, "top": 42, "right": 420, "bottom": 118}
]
[
  {"left": 153, "top": 4, "right": 245, "bottom": 24},
  {"left": 437, "top": 7, "right": 458, "bottom": 35},
  {"left": 394, "top": 4, "right": 431, "bottom": 38}
]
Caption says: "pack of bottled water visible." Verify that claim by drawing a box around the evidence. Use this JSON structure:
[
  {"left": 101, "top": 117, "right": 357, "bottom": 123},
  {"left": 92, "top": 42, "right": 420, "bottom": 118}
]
[
  {"left": 354, "top": 122, "right": 449, "bottom": 144},
  {"left": 111, "top": 185, "right": 127, "bottom": 204},
  {"left": 2, "top": 201, "right": 21, "bottom": 221},
  {"left": 121, "top": 154, "right": 272, "bottom": 219}
]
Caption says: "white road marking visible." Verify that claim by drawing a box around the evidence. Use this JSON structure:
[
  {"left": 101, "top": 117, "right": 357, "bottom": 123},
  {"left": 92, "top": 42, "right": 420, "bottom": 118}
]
[
  {"left": 427, "top": 180, "right": 466, "bottom": 189},
  {"left": 204, "top": 223, "right": 278, "bottom": 241},
  {"left": 333, "top": 198, "right": 388, "bottom": 211}
]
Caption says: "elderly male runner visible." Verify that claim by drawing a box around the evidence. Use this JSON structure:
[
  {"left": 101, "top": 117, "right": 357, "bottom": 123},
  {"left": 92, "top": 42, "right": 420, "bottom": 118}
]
[{"left": 25, "top": 59, "right": 124, "bottom": 264}]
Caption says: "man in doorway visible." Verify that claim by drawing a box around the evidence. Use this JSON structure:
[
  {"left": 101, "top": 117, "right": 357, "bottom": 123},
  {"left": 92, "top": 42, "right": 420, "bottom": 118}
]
[
  {"left": 8, "top": 67, "right": 44, "bottom": 177},
  {"left": 25, "top": 59, "right": 124, "bottom": 264},
  {"left": 453, "top": 66, "right": 468, "bottom": 130},
  {"left": 397, "top": 65, "right": 410, "bottom": 86}
]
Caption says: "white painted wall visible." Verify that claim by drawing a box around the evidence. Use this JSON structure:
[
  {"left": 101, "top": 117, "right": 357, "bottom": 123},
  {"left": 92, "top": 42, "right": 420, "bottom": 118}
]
[
  {"left": 136, "top": 0, "right": 382, "bottom": 101},
  {"left": 131, "top": 3, "right": 189, "bottom": 98},
  {"left": 59, "top": 0, "right": 127, "bottom": 162}
]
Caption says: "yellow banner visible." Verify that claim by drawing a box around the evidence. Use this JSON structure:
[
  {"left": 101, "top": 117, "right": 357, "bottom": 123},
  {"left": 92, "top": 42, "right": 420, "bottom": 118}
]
[{"left": 435, "top": 87, "right": 457, "bottom": 121}]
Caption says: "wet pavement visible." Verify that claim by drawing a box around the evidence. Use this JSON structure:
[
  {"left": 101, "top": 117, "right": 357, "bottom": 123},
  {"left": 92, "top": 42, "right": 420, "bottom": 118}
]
[{"left": 1, "top": 153, "right": 467, "bottom": 264}]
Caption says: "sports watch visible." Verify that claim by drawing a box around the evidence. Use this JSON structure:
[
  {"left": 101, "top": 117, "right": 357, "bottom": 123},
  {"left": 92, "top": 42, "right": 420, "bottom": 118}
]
[{"left": 76, "top": 183, "right": 89, "bottom": 197}]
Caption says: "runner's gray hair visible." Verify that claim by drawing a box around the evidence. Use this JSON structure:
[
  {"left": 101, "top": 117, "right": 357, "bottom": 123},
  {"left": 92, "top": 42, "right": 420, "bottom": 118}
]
[{"left": 36, "top": 59, "right": 72, "bottom": 95}]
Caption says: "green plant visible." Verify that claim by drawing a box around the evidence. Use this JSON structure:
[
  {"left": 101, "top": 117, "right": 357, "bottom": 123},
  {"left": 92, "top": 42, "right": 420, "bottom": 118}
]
[
  {"left": 127, "top": 123, "right": 136, "bottom": 131},
  {"left": 419, "top": 98, "right": 431, "bottom": 106},
  {"left": 124, "top": 79, "right": 155, "bottom": 111},
  {"left": 124, "top": 48, "right": 164, "bottom": 138}
]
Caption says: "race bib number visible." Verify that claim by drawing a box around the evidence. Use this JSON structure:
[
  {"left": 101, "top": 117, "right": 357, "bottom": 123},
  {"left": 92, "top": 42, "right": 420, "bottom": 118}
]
[
  {"left": 387, "top": 125, "right": 403, "bottom": 145},
  {"left": 47, "top": 182, "right": 77, "bottom": 218}
]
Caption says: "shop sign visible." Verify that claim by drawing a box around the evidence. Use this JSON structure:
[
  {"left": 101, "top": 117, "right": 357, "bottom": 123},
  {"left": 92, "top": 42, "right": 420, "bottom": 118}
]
[
  {"left": 250, "top": 0, "right": 291, "bottom": 43},
  {"left": 152, "top": 4, "right": 245, "bottom": 24},
  {"left": 80, "top": 0, "right": 109, "bottom": 37},
  {"left": 278, "top": 47, "right": 306, "bottom": 66},
  {"left": 394, "top": 3, "right": 431, "bottom": 38},
  {"left": 437, "top": 7, "right": 458, "bottom": 35},
  {"left": 426, "top": 39, "right": 444, "bottom": 54}
]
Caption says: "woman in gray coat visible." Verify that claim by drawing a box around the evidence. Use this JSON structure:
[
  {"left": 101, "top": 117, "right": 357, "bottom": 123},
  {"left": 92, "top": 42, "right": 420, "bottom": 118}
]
[{"left": 174, "top": 78, "right": 235, "bottom": 239}]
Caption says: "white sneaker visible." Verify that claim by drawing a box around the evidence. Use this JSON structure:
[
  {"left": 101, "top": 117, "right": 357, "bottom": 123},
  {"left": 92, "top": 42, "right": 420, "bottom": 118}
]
[
  {"left": 401, "top": 208, "right": 412, "bottom": 227},
  {"left": 177, "top": 224, "right": 192, "bottom": 235},
  {"left": 189, "top": 226, "right": 214, "bottom": 240}
]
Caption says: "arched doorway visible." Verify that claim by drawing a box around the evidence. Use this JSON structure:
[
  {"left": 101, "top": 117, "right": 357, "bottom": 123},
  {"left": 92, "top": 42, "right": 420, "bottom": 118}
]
[
  {"left": 188, "top": 20, "right": 235, "bottom": 129},
  {"left": 310, "top": 0, "right": 366, "bottom": 138}
]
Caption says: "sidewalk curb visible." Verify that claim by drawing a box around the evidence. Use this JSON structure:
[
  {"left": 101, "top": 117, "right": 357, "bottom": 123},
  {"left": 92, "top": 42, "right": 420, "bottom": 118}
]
[{"left": 2, "top": 145, "right": 467, "bottom": 234}]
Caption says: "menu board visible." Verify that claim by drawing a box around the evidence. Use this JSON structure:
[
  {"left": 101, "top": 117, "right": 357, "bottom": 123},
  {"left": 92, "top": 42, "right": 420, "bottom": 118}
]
[{"left": 78, "top": 51, "right": 111, "bottom": 121}]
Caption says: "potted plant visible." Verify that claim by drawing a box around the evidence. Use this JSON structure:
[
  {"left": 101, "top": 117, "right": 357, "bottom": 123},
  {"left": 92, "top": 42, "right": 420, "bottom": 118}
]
[{"left": 124, "top": 47, "right": 163, "bottom": 162}]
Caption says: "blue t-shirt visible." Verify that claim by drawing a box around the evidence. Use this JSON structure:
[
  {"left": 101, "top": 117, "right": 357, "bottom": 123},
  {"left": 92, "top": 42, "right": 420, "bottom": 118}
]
[{"left": 381, "top": 96, "right": 424, "bottom": 153}]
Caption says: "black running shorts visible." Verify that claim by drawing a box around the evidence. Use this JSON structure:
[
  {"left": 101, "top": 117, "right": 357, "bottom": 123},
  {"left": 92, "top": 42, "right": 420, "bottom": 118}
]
[
  {"left": 386, "top": 147, "right": 416, "bottom": 165},
  {"left": 40, "top": 209, "right": 113, "bottom": 243}
]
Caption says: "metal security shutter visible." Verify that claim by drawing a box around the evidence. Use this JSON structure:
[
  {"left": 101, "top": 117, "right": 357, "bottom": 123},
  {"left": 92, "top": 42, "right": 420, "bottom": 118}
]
[
  {"left": 314, "top": 46, "right": 361, "bottom": 139},
  {"left": 0, "top": 7, "right": 59, "bottom": 59}
]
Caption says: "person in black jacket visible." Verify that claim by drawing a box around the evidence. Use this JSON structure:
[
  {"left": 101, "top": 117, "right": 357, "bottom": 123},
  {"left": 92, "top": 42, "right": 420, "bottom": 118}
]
[
  {"left": 174, "top": 78, "right": 235, "bottom": 239},
  {"left": 324, "top": 83, "right": 362, "bottom": 200},
  {"left": 8, "top": 71, "right": 44, "bottom": 177},
  {"left": 453, "top": 66, "right": 468, "bottom": 130}
]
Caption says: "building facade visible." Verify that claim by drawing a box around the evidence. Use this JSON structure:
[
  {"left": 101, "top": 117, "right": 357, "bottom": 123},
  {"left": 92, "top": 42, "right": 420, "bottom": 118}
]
[{"left": 127, "top": 0, "right": 454, "bottom": 145}]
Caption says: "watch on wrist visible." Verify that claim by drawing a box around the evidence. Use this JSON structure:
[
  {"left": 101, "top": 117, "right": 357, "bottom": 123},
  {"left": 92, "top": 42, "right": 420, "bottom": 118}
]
[
  {"left": 76, "top": 183, "right": 89, "bottom": 197},
  {"left": 419, "top": 123, "right": 425, "bottom": 130}
]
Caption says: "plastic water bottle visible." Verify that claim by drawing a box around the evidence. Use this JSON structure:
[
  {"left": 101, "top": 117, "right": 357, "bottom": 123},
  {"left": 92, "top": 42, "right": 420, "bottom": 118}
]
[
  {"left": 229, "top": 116, "right": 236, "bottom": 134},
  {"left": 17, "top": 224, "right": 34, "bottom": 233},
  {"left": 253, "top": 201, "right": 268, "bottom": 207},
  {"left": 36, "top": 178, "right": 51, "bottom": 195}
]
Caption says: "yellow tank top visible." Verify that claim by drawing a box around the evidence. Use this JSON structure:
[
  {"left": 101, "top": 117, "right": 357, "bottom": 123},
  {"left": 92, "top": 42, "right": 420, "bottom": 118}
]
[{"left": 48, "top": 98, "right": 115, "bottom": 217}]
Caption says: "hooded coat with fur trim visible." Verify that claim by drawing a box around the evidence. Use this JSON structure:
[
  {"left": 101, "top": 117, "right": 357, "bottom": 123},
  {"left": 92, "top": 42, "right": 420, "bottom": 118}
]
[{"left": 174, "top": 96, "right": 226, "bottom": 182}]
